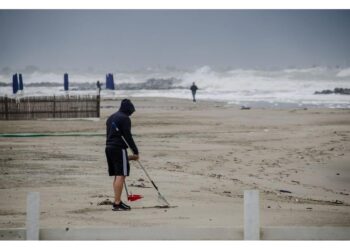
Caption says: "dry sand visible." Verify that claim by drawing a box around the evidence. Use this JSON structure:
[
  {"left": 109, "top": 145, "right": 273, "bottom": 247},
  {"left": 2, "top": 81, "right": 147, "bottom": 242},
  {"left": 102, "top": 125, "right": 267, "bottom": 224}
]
[{"left": 0, "top": 97, "right": 350, "bottom": 230}]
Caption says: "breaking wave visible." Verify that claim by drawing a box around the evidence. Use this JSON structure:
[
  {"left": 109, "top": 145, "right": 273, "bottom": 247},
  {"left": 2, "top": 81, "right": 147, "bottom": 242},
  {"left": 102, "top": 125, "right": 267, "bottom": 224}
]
[{"left": 0, "top": 66, "right": 349, "bottom": 108}]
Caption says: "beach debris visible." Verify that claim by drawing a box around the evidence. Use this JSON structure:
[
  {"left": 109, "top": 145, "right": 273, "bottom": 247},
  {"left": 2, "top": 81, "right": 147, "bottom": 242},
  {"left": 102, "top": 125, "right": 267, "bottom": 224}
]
[
  {"left": 130, "top": 182, "right": 150, "bottom": 188},
  {"left": 138, "top": 178, "right": 145, "bottom": 182},
  {"left": 306, "top": 207, "right": 313, "bottom": 210},
  {"left": 267, "top": 206, "right": 271, "bottom": 208},
  {"left": 279, "top": 189, "right": 292, "bottom": 194},
  {"left": 336, "top": 173, "right": 340, "bottom": 176},
  {"left": 339, "top": 192, "right": 349, "bottom": 196},
  {"left": 231, "top": 178, "right": 240, "bottom": 182},
  {"left": 91, "top": 194, "right": 109, "bottom": 198},
  {"left": 329, "top": 147, "right": 335, "bottom": 151},
  {"left": 209, "top": 173, "right": 222, "bottom": 178},
  {"left": 333, "top": 200, "right": 343, "bottom": 205},
  {"left": 240, "top": 105, "right": 251, "bottom": 110},
  {"left": 291, "top": 180, "right": 300, "bottom": 184},
  {"left": 97, "top": 199, "right": 113, "bottom": 206},
  {"left": 223, "top": 191, "right": 231, "bottom": 194}
]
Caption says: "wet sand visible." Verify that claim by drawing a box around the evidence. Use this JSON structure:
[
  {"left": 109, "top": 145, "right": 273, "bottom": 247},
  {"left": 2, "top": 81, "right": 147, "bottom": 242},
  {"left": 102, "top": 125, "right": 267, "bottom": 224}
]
[{"left": 0, "top": 97, "right": 350, "bottom": 230}]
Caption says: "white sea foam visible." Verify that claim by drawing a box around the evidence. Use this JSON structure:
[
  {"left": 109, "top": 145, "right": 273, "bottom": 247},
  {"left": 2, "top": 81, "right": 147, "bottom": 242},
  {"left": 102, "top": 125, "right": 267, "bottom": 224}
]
[
  {"left": 337, "top": 67, "right": 350, "bottom": 78},
  {"left": 1, "top": 66, "right": 350, "bottom": 108}
]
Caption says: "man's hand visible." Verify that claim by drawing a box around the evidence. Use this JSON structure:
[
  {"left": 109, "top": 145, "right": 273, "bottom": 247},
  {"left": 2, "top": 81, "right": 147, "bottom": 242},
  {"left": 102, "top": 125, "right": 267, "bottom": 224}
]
[{"left": 128, "top": 154, "right": 139, "bottom": 161}]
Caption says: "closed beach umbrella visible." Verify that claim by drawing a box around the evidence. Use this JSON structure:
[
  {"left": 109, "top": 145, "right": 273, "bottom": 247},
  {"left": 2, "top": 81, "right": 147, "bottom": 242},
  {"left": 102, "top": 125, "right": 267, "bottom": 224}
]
[
  {"left": 19, "top": 74, "right": 24, "bottom": 91},
  {"left": 12, "top": 73, "right": 18, "bottom": 94},
  {"left": 64, "top": 73, "right": 69, "bottom": 91},
  {"left": 106, "top": 73, "right": 115, "bottom": 90},
  {"left": 105, "top": 74, "right": 110, "bottom": 89},
  {"left": 109, "top": 74, "right": 115, "bottom": 90}
]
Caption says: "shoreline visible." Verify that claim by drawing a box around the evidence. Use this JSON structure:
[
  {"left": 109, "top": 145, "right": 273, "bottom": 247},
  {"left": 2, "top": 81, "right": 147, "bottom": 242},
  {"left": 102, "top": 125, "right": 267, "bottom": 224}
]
[{"left": 1, "top": 89, "right": 349, "bottom": 109}]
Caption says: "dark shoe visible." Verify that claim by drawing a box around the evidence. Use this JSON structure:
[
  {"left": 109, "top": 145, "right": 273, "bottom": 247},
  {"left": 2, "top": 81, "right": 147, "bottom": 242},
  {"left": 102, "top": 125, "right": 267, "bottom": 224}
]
[
  {"left": 119, "top": 201, "right": 131, "bottom": 210},
  {"left": 112, "top": 201, "right": 131, "bottom": 211}
]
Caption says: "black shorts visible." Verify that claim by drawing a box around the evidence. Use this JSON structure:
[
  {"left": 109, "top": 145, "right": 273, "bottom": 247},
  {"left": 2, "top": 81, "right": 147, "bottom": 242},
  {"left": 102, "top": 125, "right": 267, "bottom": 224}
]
[{"left": 105, "top": 147, "right": 130, "bottom": 176}]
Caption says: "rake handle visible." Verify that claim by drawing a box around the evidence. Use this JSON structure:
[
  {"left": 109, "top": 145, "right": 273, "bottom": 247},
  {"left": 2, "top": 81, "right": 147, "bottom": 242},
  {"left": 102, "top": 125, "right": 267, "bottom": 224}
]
[
  {"left": 137, "top": 161, "right": 157, "bottom": 189},
  {"left": 150, "top": 180, "right": 159, "bottom": 191}
]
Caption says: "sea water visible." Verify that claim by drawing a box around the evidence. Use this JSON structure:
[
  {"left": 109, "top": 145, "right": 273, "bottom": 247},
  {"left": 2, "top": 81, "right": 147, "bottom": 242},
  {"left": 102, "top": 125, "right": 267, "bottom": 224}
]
[{"left": 1, "top": 66, "right": 350, "bottom": 108}]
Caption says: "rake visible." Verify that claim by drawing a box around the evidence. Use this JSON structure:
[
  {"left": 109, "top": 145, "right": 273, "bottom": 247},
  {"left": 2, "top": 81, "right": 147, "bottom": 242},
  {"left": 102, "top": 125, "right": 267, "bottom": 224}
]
[{"left": 137, "top": 160, "right": 170, "bottom": 206}]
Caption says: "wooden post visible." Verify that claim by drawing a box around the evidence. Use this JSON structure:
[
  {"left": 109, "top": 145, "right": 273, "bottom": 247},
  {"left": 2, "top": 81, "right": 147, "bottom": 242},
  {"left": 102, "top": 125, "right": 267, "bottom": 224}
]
[
  {"left": 244, "top": 190, "right": 260, "bottom": 240},
  {"left": 4, "top": 95, "right": 9, "bottom": 120},
  {"left": 31, "top": 97, "right": 35, "bottom": 119},
  {"left": 97, "top": 94, "right": 100, "bottom": 117},
  {"left": 53, "top": 95, "right": 56, "bottom": 118},
  {"left": 26, "top": 192, "right": 40, "bottom": 240}
]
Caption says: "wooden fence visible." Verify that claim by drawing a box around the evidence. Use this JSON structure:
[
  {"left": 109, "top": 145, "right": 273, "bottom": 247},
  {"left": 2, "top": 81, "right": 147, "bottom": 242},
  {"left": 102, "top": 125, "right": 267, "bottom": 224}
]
[
  {"left": 0, "top": 191, "right": 349, "bottom": 240},
  {"left": 0, "top": 95, "right": 100, "bottom": 120}
]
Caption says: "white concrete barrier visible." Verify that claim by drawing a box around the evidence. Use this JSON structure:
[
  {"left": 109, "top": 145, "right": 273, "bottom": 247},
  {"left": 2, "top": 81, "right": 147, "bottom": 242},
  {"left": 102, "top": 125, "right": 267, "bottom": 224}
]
[
  {"left": 1, "top": 191, "right": 349, "bottom": 240},
  {"left": 2, "top": 226, "right": 349, "bottom": 240},
  {"left": 244, "top": 190, "right": 260, "bottom": 240},
  {"left": 40, "top": 227, "right": 243, "bottom": 240},
  {"left": 26, "top": 192, "right": 40, "bottom": 240},
  {"left": 261, "top": 227, "right": 350, "bottom": 240}
]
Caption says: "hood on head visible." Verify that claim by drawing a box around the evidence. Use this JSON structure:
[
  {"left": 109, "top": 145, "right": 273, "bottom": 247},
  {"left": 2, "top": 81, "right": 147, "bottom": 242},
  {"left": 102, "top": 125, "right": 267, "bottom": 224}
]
[{"left": 119, "top": 99, "right": 135, "bottom": 116}]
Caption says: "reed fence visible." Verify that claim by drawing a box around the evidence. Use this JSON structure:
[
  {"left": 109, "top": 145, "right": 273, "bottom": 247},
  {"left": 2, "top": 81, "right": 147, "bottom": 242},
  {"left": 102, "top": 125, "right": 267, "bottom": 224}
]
[{"left": 0, "top": 95, "right": 100, "bottom": 120}]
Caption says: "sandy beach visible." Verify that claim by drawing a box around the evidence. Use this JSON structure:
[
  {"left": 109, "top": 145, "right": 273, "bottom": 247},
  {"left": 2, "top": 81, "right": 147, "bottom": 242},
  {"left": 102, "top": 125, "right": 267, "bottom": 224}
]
[{"left": 0, "top": 97, "right": 350, "bottom": 231}]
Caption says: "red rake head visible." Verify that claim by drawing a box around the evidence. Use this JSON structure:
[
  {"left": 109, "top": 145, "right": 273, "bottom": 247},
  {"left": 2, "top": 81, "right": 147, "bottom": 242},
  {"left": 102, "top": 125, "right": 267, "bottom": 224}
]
[{"left": 127, "top": 194, "right": 143, "bottom": 202}]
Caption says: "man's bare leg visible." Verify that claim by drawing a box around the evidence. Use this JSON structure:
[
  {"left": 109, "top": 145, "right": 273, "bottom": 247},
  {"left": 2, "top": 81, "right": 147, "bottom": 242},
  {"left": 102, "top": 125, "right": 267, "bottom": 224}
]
[{"left": 113, "top": 176, "right": 125, "bottom": 204}]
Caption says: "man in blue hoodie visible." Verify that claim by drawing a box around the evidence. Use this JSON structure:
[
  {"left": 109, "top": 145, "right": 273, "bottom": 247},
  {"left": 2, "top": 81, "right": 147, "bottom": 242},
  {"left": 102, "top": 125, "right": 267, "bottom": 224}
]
[{"left": 105, "top": 99, "right": 139, "bottom": 211}]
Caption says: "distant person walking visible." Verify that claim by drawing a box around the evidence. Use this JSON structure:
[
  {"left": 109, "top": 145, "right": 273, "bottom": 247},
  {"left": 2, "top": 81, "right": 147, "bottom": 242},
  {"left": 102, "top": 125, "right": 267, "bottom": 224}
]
[
  {"left": 105, "top": 99, "right": 139, "bottom": 211},
  {"left": 190, "top": 82, "right": 198, "bottom": 102},
  {"left": 96, "top": 81, "right": 102, "bottom": 94}
]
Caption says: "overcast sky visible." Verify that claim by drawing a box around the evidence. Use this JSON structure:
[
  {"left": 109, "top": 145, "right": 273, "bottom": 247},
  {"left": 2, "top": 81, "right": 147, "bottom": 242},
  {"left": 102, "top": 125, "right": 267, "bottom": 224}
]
[{"left": 1, "top": 10, "right": 350, "bottom": 71}]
